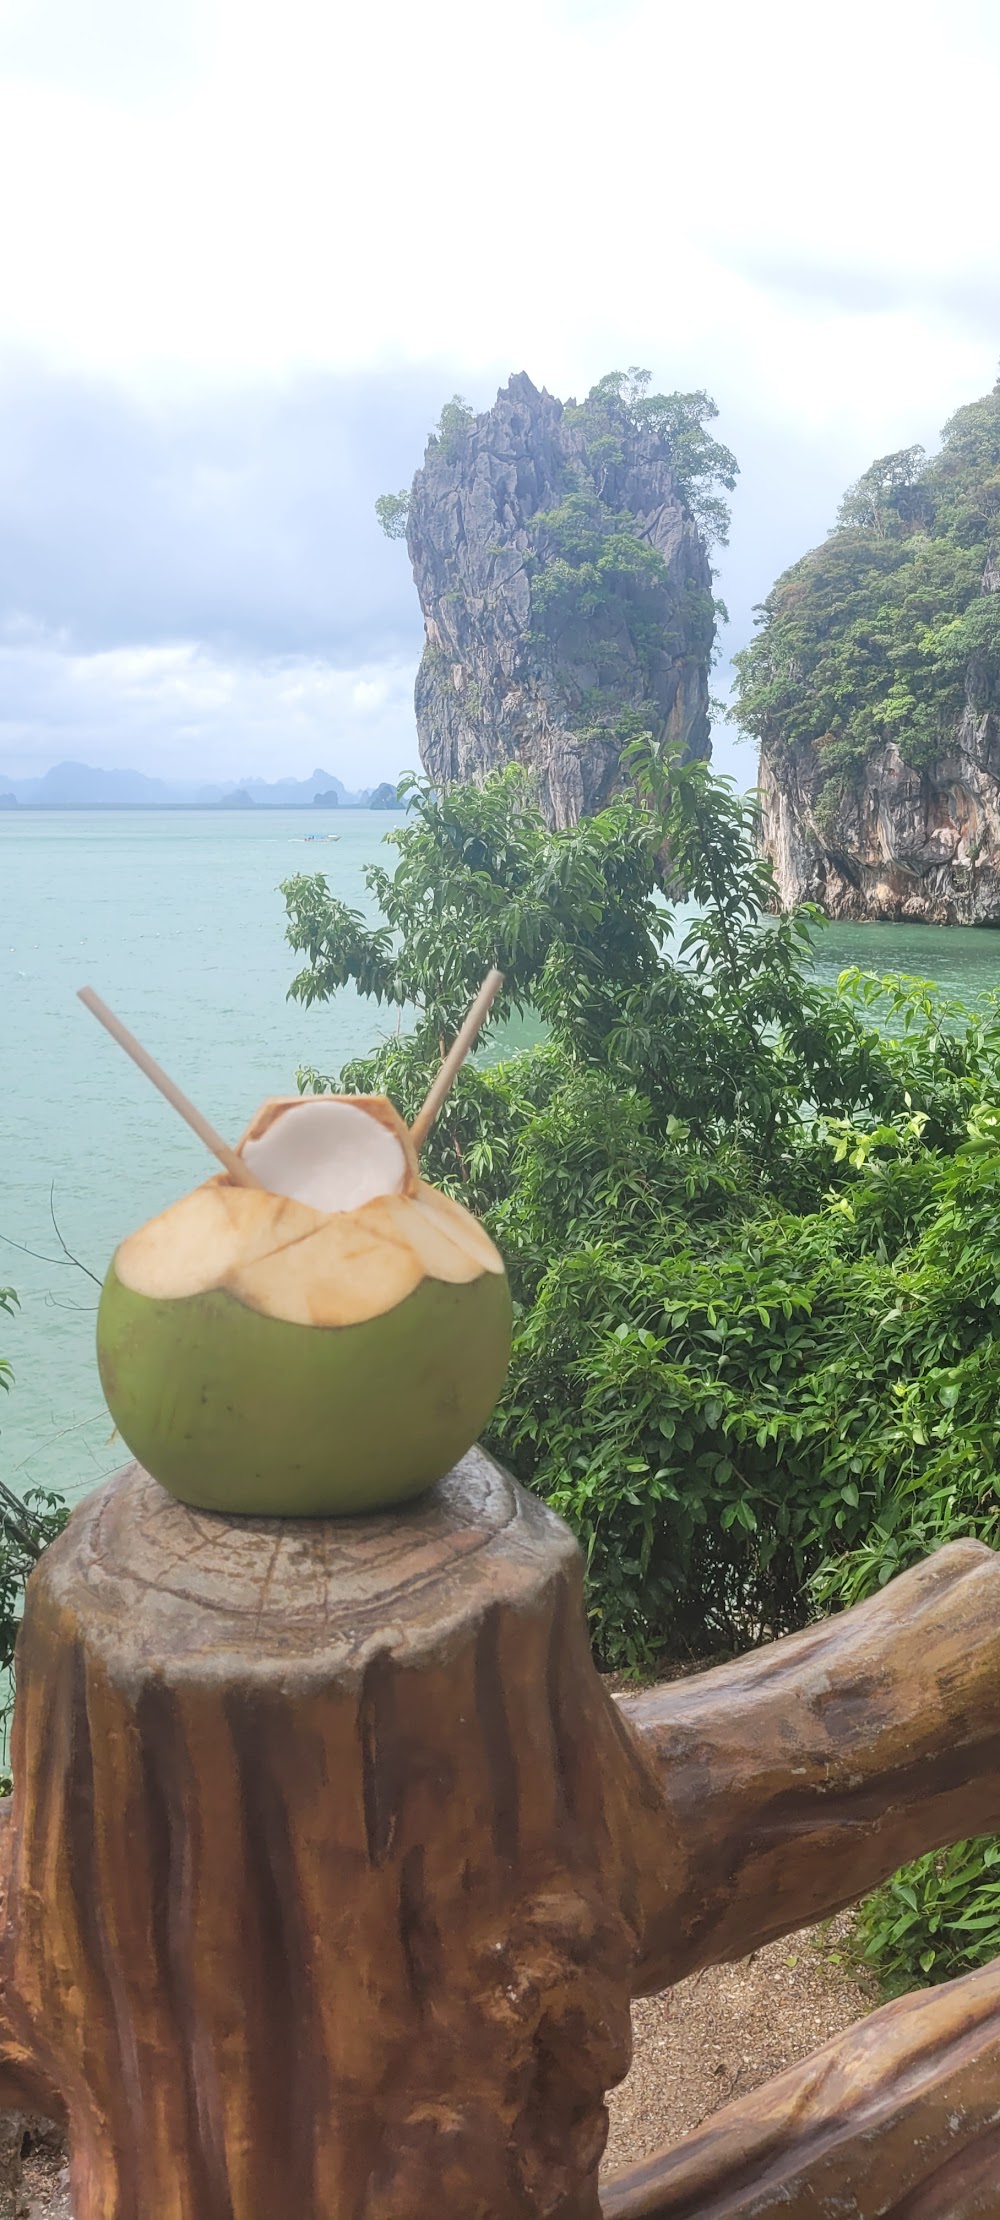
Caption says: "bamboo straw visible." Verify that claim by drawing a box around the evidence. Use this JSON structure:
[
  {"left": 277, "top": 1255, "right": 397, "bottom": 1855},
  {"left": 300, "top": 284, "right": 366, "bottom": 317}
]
[
  {"left": 77, "top": 987, "right": 263, "bottom": 1189},
  {"left": 410, "top": 968, "right": 505, "bottom": 1150}
]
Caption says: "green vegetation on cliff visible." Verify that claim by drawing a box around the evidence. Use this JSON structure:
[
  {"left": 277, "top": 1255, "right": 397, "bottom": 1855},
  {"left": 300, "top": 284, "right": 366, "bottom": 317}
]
[
  {"left": 378, "top": 370, "right": 734, "bottom": 757},
  {"left": 377, "top": 369, "right": 737, "bottom": 558},
  {"left": 733, "top": 377, "right": 1000, "bottom": 772},
  {"left": 569, "top": 369, "right": 738, "bottom": 547},
  {"left": 521, "top": 372, "right": 733, "bottom": 757}
]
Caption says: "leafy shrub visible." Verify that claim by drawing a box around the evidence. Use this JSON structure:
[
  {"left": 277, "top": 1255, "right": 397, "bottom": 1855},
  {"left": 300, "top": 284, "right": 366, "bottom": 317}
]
[
  {"left": 282, "top": 745, "right": 1000, "bottom": 1673},
  {"left": 282, "top": 742, "right": 1000, "bottom": 1977},
  {"left": 852, "top": 1839, "right": 1000, "bottom": 1996}
]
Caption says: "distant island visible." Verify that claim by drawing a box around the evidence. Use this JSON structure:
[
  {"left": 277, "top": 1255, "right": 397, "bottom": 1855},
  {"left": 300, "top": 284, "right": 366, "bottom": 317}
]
[{"left": 0, "top": 761, "right": 407, "bottom": 809}]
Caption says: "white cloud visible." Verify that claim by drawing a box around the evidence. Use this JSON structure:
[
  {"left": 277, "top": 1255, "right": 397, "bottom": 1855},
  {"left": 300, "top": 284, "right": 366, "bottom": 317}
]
[
  {"left": 0, "top": 0, "right": 996, "bottom": 430},
  {"left": 352, "top": 678, "right": 389, "bottom": 713},
  {"left": 210, "top": 0, "right": 1000, "bottom": 403},
  {"left": 0, "top": 629, "right": 417, "bottom": 787},
  {"left": 0, "top": 0, "right": 998, "bottom": 781}
]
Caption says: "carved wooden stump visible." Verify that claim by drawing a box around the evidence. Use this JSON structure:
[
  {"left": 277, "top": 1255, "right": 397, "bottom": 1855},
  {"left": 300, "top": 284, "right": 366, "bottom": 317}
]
[
  {"left": 0, "top": 1449, "right": 664, "bottom": 2220},
  {"left": 4, "top": 1454, "right": 1000, "bottom": 2216}
]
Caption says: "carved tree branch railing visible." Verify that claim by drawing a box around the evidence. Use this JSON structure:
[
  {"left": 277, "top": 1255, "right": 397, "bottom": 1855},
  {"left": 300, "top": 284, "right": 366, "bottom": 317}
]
[
  {"left": 0, "top": 1452, "right": 999, "bottom": 2215},
  {"left": 603, "top": 1968, "right": 1000, "bottom": 2217}
]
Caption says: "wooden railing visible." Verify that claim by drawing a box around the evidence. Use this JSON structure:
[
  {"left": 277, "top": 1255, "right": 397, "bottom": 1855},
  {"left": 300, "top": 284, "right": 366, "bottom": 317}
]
[{"left": 1, "top": 1449, "right": 999, "bottom": 2215}]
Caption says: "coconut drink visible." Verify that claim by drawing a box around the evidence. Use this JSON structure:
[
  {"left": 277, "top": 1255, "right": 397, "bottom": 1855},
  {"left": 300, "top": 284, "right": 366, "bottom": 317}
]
[{"left": 83, "top": 978, "right": 511, "bottom": 1518}]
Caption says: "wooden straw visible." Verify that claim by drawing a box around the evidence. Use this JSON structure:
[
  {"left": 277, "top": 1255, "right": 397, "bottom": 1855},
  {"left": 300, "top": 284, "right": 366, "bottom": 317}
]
[
  {"left": 77, "top": 986, "right": 263, "bottom": 1189},
  {"left": 410, "top": 968, "right": 505, "bottom": 1150}
]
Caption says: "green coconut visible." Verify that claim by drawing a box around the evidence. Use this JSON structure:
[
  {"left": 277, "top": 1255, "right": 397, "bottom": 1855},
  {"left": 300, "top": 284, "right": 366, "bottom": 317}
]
[{"left": 96, "top": 1093, "right": 512, "bottom": 1516}]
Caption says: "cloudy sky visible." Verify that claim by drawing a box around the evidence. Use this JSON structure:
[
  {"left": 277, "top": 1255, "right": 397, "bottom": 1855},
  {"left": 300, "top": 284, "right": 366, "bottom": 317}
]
[{"left": 0, "top": 0, "right": 998, "bottom": 790}]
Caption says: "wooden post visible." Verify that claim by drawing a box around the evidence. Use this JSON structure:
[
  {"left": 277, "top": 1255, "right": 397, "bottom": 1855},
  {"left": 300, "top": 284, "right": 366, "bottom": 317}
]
[
  {"left": 6, "top": 1468, "right": 1000, "bottom": 2216},
  {"left": 0, "top": 1450, "right": 663, "bottom": 2220}
]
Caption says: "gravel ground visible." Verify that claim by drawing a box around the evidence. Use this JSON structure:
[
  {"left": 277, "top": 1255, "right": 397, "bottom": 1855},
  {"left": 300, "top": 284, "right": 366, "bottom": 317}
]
[
  {"left": 17, "top": 2139, "right": 72, "bottom": 2220},
  {"left": 8, "top": 1921, "right": 872, "bottom": 2213},
  {"left": 603, "top": 1915, "right": 873, "bottom": 2176}
]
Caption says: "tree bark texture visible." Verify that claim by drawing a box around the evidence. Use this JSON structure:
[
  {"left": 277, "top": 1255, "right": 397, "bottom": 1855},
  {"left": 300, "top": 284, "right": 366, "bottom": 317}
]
[{"left": 3, "top": 1470, "right": 1000, "bottom": 2216}]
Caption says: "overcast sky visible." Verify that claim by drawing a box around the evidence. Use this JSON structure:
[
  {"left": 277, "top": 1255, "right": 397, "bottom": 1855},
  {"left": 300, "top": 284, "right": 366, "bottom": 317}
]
[{"left": 0, "top": 0, "right": 998, "bottom": 789}]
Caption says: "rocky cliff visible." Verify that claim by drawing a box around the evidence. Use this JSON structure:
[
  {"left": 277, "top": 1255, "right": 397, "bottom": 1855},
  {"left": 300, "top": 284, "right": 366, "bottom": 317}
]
[
  {"left": 758, "top": 548, "right": 1000, "bottom": 923},
  {"left": 737, "top": 380, "right": 1000, "bottom": 923},
  {"left": 758, "top": 686, "right": 1000, "bottom": 926},
  {"left": 405, "top": 374, "right": 716, "bottom": 829}
]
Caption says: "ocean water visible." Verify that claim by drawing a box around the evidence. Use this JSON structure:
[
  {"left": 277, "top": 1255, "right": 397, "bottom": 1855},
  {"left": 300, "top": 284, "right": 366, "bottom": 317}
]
[
  {"left": 0, "top": 808, "right": 416, "bottom": 1508},
  {"left": 2, "top": 807, "right": 1000, "bottom": 1510}
]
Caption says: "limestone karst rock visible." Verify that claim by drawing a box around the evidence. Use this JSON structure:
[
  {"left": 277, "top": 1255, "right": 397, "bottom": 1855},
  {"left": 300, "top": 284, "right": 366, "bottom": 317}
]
[
  {"left": 757, "top": 646, "right": 1000, "bottom": 924},
  {"left": 756, "top": 541, "right": 1000, "bottom": 922},
  {"left": 405, "top": 374, "right": 716, "bottom": 829},
  {"left": 740, "top": 380, "right": 1000, "bottom": 922}
]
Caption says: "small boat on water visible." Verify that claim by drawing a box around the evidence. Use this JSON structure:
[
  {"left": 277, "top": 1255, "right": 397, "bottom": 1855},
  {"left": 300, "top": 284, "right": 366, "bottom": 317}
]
[{"left": 300, "top": 834, "right": 340, "bottom": 843}]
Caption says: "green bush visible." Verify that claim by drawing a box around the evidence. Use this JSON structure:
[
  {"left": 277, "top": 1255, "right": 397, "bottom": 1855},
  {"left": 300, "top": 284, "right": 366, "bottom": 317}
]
[
  {"left": 852, "top": 1839, "right": 1000, "bottom": 1996},
  {"left": 282, "top": 745, "right": 1000, "bottom": 1673},
  {"left": 281, "top": 745, "right": 1000, "bottom": 1978}
]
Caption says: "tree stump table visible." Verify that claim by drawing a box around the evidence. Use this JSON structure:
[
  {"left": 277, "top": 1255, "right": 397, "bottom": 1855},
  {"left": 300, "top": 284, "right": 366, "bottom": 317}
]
[{"left": 3, "top": 1449, "right": 1000, "bottom": 2217}]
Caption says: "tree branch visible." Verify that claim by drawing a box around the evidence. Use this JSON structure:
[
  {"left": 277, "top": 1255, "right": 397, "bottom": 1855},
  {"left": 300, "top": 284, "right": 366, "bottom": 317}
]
[
  {"left": 601, "top": 1955, "right": 1000, "bottom": 2219},
  {"left": 620, "top": 1539, "right": 1000, "bottom": 1992}
]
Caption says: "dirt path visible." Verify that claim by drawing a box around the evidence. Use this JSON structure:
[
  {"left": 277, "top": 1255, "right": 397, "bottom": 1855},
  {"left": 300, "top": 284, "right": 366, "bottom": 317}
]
[{"left": 604, "top": 1916, "right": 873, "bottom": 2176}]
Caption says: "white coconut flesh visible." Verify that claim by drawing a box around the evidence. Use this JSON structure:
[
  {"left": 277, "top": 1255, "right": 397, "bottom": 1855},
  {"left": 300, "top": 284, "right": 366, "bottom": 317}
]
[
  {"left": 113, "top": 1094, "right": 505, "bottom": 1327},
  {"left": 242, "top": 1097, "right": 407, "bottom": 1212}
]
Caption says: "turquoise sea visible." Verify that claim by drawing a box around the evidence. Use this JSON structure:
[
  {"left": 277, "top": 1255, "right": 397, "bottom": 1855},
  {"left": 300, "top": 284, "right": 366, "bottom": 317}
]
[{"left": 3, "top": 806, "right": 1000, "bottom": 1511}]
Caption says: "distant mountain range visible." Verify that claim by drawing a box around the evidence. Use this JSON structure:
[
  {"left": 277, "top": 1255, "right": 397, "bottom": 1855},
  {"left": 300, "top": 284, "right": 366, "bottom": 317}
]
[{"left": 0, "top": 761, "right": 396, "bottom": 807}]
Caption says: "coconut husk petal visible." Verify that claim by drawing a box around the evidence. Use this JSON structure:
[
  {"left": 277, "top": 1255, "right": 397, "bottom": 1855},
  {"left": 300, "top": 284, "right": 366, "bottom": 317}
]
[
  {"left": 228, "top": 1208, "right": 426, "bottom": 1326},
  {"left": 115, "top": 1183, "right": 325, "bottom": 1300},
  {"left": 113, "top": 1119, "right": 504, "bottom": 1330},
  {"left": 357, "top": 1193, "right": 487, "bottom": 1289},
  {"left": 413, "top": 1183, "right": 506, "bottom": 1275}
]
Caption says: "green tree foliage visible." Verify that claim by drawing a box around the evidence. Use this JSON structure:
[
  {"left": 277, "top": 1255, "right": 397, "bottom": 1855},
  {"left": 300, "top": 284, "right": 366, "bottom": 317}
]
[
  {"left": 282, "top": 749, "right": 1000, "bottom": 1675},
  {"left": 374, "top": 490, "right": 410, "bottom": 540},
  {"left": 733, "top": 377, "right": 1000, "bottom": 774},
  {"left": 428, "top": 393, "right": 475, "bottom": 457},
  {"left": 581, "top": 368, "right": 739, "bottom": 547},
  {"left": 836, "top": 446, "right": 931, "bottom": 537},
  {"left": 282, "top": 751, "right": 1000, "bottom": 1982}
]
